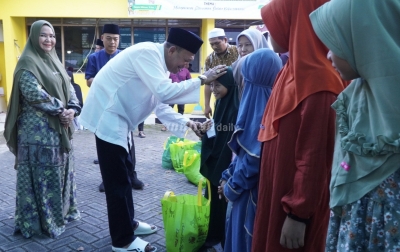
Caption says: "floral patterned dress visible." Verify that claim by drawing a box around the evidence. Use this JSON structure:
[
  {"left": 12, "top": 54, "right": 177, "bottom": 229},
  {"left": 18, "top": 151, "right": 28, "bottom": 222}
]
[
  {"left": 326, "top": 168, "right": 400, "bottom": 252},
  {"left": 14, "top": 70, "right": 81, "bottom": 238}
]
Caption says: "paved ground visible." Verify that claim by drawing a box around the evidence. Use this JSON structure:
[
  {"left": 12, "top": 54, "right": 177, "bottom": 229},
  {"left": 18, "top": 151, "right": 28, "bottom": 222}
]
[{"left": 0, "top": 124, "right": 202, "bottom": 252}]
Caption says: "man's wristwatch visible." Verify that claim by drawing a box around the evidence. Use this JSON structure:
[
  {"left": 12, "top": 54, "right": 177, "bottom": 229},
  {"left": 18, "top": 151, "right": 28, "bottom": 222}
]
[{"left": 198, "top": 75, "right": 207, "bottom": 85}]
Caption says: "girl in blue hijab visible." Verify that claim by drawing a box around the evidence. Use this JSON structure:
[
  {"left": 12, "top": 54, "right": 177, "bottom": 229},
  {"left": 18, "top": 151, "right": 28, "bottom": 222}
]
[{"left": 220, "top": 48, "right": 282, "bottom": 252}]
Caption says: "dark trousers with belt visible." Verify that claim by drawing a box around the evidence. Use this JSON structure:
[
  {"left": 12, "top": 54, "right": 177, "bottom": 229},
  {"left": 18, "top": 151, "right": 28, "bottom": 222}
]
[{"left": 96, "top": 136, "right": 138, "bottom": 247}]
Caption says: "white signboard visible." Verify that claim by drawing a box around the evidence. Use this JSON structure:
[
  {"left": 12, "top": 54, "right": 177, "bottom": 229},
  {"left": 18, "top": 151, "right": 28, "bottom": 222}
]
[{"left": 128, "top": 0, "right": 270, "bottom": 19}]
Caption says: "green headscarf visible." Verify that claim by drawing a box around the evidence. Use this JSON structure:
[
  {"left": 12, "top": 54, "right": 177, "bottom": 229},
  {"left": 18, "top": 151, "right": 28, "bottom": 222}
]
[
  {"left": 310, "top": 0, "right": 400, "bottom": 210},
  {"left": 200, "top": 67, "right": 240, "bottom": 186},
  {"left": 4, "top": 20, "right": 72, "bottom": 159}
]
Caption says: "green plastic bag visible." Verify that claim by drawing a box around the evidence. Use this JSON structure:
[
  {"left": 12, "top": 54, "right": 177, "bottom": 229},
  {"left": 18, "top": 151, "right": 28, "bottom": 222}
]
[
  {"left": 162, "top": 136, "right": 190, "bottom": 170},
  {"left": 169, "top": 141, "right": 201, "bottom": 173},
  {"left": 183, "top": 150, "right": 206, "bottom": 187},
  {"left": 161, "top": 178, "right": 211, "bottom": 252}
]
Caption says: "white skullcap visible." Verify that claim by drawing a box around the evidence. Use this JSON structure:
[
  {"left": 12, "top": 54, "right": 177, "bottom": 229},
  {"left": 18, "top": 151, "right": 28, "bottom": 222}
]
[{"left": 208, "top": 28, "right": 226, "bottom": 39}]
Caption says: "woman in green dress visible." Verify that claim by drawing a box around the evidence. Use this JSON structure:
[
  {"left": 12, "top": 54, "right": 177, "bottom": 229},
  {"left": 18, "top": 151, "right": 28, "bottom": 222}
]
[{"left": 4, "top": 20, "right": 81, "bottom": 238}]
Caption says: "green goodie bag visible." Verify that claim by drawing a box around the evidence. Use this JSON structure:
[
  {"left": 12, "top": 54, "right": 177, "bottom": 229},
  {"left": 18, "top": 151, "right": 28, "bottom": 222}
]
[
  {"left": 169, "top": 141, "right": 201, "bottom": 173},
  {"left": 161, "top": 178, "right": 211, "bottom": 252},
  {"left": 183, "top": 150, "right": 206, "bottom": 187},
  {"left": 162, "top": 135, "right": 190, "bottom": 170}
]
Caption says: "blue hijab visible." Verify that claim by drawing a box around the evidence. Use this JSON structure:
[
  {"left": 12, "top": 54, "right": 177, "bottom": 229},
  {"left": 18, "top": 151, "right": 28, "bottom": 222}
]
[{"left": 228, "top": 48, "right": 282, "bottom": 157}]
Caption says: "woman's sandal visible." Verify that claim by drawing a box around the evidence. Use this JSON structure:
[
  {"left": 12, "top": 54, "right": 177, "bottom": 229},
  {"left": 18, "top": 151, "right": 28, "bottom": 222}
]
[
  {"left": 112, "top": 237, "right": 157, "bottom": 252},
  {"left": 138, "top": 131, "right": 146, "bottom": 138},
  {"left": 161, "top": 126, "right": 167, "bottom": 131}
]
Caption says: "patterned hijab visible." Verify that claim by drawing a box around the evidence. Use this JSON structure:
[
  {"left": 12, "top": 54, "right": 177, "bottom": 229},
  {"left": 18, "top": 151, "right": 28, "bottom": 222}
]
[{"left": 4, "top": 20, "right": 72, "bottom": 157}]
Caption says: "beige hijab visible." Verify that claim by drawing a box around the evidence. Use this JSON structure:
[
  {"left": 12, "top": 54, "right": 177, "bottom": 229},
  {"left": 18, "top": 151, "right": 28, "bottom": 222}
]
[{"left": 232, "top": 29, "right": 269, "bottom": 100}]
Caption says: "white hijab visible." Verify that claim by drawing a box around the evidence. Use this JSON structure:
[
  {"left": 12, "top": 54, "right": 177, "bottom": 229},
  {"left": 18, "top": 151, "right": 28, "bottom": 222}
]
[{"left": 233, "top": 29, "right": 270, "bottom": 99}]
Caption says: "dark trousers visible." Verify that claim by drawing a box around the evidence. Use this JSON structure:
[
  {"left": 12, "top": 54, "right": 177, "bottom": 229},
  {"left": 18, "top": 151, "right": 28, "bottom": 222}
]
[
  {"left": 138, "top": 121, "right": 144, "bottom": 131},
  {"left": 205, "top": 183, "right": 227, "bottom": 248},
  {"left": 96, "top": 132, "right": 139, "bottom": 185},
  {"left": 96, "top": 136, "right": 138, "bottom": 247},
  {"left": 129, "top": 132, "right": 138, "bottom": 182},
  {"left": 169, "top": 104, "right": 184, "bottom": 115}
]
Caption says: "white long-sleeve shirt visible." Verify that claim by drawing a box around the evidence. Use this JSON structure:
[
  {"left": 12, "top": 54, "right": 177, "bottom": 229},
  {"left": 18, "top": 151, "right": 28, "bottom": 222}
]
[{"left": 79, "top": 42, "right": 201, "bottom": 151}]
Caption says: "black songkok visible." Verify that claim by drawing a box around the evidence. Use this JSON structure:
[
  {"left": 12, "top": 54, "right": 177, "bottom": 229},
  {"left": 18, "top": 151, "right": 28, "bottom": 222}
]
[
  {"left": 96, "top": 39, "right": 104, "bottom": 47},
  {"left": 167, "top": 28, "right": 203, "bottom": 54},
  {"left": 102, "top": 24, "right": 120, "bottom": 34}
]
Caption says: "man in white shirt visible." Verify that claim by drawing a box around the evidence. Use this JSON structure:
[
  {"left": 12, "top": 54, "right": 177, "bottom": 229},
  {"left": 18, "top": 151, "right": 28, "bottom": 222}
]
[
  {"left": 86, "top": 24, "right": 144, "bottom": 193},
  {"left": 79, "top": 28, "right": 226, "bottom": 252}
]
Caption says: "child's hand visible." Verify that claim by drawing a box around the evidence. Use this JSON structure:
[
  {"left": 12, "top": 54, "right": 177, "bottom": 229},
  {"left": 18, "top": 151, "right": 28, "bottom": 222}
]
[
  {"left": 280, "top": 216, "right": 306, "bottom": 249},
  {"left": 218, "top": 180, "right": 228, "bottom": 202},
  {"left": 200, "top": 120, "right": 213, "bottom": 133}
]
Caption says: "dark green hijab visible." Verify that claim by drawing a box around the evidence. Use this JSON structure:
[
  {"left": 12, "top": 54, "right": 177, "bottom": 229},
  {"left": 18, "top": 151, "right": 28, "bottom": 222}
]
[
  {"left": 200, "top": 67, "right": 240, "bottom": 186},
  {"left": 4, "top": 20, "right": 72, "bottom": 158}
]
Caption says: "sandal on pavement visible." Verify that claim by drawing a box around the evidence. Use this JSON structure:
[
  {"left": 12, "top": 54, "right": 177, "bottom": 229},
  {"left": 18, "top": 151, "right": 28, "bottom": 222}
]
[
  {"left": 161, "top": 126, "right": 167, "bottom": 131},
  {"left": 112, "top": 237, "right": 157, "bottom": 252},
  {"left": 134, "top": 221, "right": 158, "bottom": 235}
]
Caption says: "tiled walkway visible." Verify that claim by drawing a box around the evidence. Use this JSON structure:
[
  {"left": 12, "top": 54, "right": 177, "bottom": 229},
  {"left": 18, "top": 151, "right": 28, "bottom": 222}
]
[{"left": 0, "top": 125, "right": 202, "bottom": 251}]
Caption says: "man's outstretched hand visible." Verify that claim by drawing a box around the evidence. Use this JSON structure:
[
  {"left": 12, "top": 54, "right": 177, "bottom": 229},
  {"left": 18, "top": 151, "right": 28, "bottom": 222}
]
[{"left": 186, "top": 120, "right": 202, "bottom": 137}]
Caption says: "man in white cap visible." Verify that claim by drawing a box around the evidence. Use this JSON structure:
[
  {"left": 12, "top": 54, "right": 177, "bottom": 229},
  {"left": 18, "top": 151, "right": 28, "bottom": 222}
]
[
  {"left": 203, "top": 28, "right": 239, "bottom": 118},
  {"left": 79, "top": 28, "right": 227, "bottom": 252}
]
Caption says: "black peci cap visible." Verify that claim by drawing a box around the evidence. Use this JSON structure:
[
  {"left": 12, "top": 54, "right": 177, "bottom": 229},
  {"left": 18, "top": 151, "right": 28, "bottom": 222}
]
[
  {"left": 96, "top": 39, "right": 104, "bottom": 47},
  {"left": 167, "top": 28, "right": 203, "bottom": 54},
  {"left": 102, "top": 24, "right": 120, "bottom": 34}
]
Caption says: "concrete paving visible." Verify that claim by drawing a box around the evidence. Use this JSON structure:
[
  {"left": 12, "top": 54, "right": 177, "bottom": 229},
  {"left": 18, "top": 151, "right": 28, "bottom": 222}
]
[
  {"left": 0, "top": 112, "right": 5, "bottom": 134},
  {"left": 0, "top": 121, "right": 204, "bottom": 251}
]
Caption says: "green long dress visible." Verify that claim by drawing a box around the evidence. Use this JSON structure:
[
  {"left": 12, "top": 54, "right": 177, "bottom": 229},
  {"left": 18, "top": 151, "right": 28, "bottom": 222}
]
[{"left": 14, "top": 70, "right": 81, "bottom": 238}]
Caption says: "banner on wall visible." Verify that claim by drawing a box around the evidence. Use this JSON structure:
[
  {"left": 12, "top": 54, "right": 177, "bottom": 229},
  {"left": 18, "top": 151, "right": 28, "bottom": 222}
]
[{"left": 127, "top": 0, "right": 271, "bottom": 19}]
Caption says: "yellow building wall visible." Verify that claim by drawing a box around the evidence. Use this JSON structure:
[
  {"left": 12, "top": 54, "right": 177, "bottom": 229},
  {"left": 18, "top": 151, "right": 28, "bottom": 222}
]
[
  {"left": 0, "top": 17, "right": 26, "bottom": 104},
  {"left": 200, "top": 19, "right": 216, "bottom": 115},
  {"left": 0, "top": 41, "right": 6, "bottom": 112},
  {"left": 0, "top": 0, "right": 217, "bottom": 114},
  {"left": 1, "top": 0, "right": 127, "bottom": 18}
]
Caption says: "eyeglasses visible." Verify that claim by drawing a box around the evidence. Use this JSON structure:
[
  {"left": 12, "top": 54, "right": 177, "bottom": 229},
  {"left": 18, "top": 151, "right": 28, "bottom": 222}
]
[{"left": 39, "top": 33, "right": 56, "bottom": 40}]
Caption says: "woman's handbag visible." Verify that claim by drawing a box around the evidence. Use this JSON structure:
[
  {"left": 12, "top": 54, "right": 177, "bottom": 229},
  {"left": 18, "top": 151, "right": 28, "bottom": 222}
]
[{"left": 161, "top": 178, "right": 211, "bottom": 252}]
